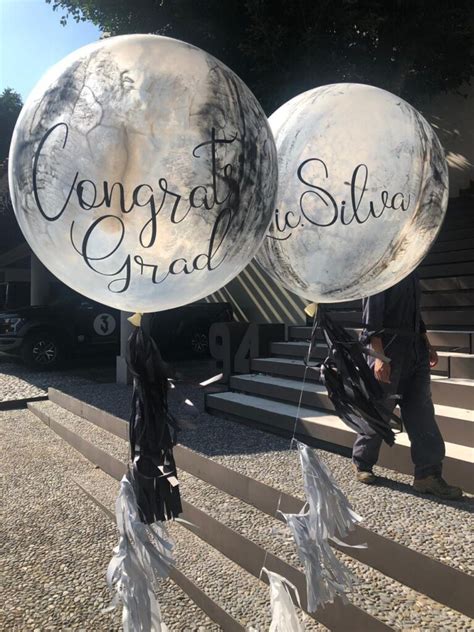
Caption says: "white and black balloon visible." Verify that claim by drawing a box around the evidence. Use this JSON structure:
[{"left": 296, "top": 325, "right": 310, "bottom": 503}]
[
  {"left": 257, "top": 83, "right": 449, "bottom": 302},
  {"left": 9, "top": 34, "right": 277, "bottom": 312}
]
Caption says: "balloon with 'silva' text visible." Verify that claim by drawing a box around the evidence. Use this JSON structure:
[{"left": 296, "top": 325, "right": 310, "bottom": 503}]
[
  {"left": 257, "top": 83, "right": 449, "bottom": 302},
  {"left": 9, "top": 34, "right": 277, "bottom": 312}
]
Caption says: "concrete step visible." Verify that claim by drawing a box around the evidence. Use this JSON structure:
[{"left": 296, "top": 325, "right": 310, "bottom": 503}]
[
  {"left": 271, "top": 340, "right": 328, "bottom": 359},
  {"left": 430, "top": 237, "right": 474, "bottom": 253},
  {"left": 418, "top": 262, "right": 474, "bottom": 278},
  {"left": 437, "top": 351, "right": 474, "bottom": 379},
  {"left": 252, "top": 355, "right": 322, "bottom": 381},
  {"left": 251, "top": 356, "right": 474, "bottom": 408},
  {"left": 421, "top": 275, "right": 474, "bottom": 291},
  {"left": 324, "top": 292, "right": 474, "bottom": 310},
  {"left": 436, "top": 227, "right": 474, "bottom": 242},
  {"left": 373, "top": 309, "right": 473, "bottom": 329},
  {"left": 29, "top": 399, "right": 389, "bottom": 631},
  {"left": 288, "top": 326, "right": 348, "bottom": 341},
  {"left": 271, "top": 341, "right": 474, "bottom": 378},
  {"left": 30, "top": 390, "right": 474, "bottom": 623},
  {"left": 427, "top": 330, "right": 474, "bottom": 352},
  {"left": 423, "top": 249, "right": 474, "bottom": 266},
  {"left": 430, "top": 375, "right": 474, "bottom": 408},
  {"left": 420, "top": 309, "right": 474, "bottom": 328},
  {"left": 288, "top": 327, "right": 474, "bottom": 352},
  {"left": 298, "top": 306, "right": 474, "bottom": 328},
  {"left": 434, "top": 404, "right": 474, "bottom": 447},
  {"left": 206, "top": 392, "right": 473, "bottom": 493},
  {"left": 420, "top": 290, "right": 474, "bottom": 308},
  {"left": 232, "top": 373, "right": 334, "bottom": 410},
  {"left": 441, "top": 216, "right": 474, "bottom": 230},
  {"left": 83, "top": 486, "right": 287, "bottom": 632},
  {"left": 230, "top": 374, "right": 474, "bottom": 448},
  {"left": 27, "top": 403, "right": 313, "bottom": 630}
]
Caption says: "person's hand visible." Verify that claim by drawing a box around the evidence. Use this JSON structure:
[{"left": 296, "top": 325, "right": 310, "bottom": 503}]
[
  {"left": 374, "top": 358, "right": 391, "bottom": 383},
  {"left": 428, "top": 347, "right": 439, "bottom": 368},
  {"left": 423, "top": 334, "right": 439, "bottom": 368}
]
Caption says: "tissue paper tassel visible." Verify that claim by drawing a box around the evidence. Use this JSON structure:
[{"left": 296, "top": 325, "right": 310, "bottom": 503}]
[
  {"left": 297, "top": 442, "right": 362, "bottom": 541},
  {"left": 282, "top": 509, "right": 354, "bottom": 612},
  {"left": 262, "top": 568, "right": 305, "bottom": 632},
  {"left": 315, "top": 306, "right": 396, "bottom": 445},
  {"left": 106, "top": 473, "right": 174, "bottom": 632},
  {"left": 127, "top": 317, "right": 182, "bottom": 523},
  {"left": 281, "top": 442, "right": 363, "bottom": 612}
]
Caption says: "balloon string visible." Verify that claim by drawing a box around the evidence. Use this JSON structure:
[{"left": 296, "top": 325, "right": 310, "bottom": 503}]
[
  {"left": 291, "top": 310, "right": 318, "bottom": 445},
  {"left": 259, "top": 309, "right": 319, "bottom": 580}
]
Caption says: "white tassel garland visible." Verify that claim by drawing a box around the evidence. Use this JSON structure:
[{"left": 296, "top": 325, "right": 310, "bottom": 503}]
[
  {"left": 280, "top": 442, "right": 363, "bottom": 612},
  {"left": 106, "top": 473, "right": 174, "bottom": 631},
  {"left": 297, "top": 442, "right": 362, "bottom": 540},
  {"left": 262, "top": 568, "right": 305, "bottom": 632}
]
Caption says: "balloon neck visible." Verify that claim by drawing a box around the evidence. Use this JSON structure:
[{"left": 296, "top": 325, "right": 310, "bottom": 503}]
[
  {"left": 304, "top": 303, "right": 318, "bottom": 319},
  {"left": 128, "top": 312, "right": 143, "bottom": 328}
]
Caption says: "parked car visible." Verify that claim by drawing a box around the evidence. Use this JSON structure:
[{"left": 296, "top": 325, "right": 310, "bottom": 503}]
[
  {"left": 150, "top": 301, "right": 233, "bottom": 360},
  {"left": 0, "top": 290, "right": 120, "bottom": 370},
  {"left": 0, "top": 288, "right": 233, "bottom": 369}
]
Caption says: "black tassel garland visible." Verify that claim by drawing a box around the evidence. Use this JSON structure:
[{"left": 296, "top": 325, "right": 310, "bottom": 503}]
[
  {"left": 313, "top": 307, "right": 396, "bottom": 446},
  {"left": 126, "top": 313, "right": 182, "bottom": 523}
]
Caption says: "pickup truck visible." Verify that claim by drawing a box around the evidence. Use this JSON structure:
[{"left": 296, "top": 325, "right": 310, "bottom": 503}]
[
  {"left": 0, "top": 290, "right": 233, "bottom": 369},
  {"left": 0, "top": 293, "right": 120, "bottom": 369}
]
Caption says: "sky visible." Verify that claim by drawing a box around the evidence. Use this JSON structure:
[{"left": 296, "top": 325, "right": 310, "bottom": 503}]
[{"left": 0, "top": 0, "right": 101, "bottom": 100}]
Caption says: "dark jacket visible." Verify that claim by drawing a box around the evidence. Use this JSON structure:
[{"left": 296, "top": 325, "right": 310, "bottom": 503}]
[{"left": 361, "top": 272, "right": 426, "bottom": 349}]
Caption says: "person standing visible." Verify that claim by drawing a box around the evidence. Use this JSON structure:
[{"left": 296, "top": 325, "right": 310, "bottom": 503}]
[{"left": 352, "top": 271, "right": 463, "bottom": 500}]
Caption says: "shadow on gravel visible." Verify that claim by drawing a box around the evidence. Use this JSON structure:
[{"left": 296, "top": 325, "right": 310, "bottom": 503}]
[
  {"left": 34, "top": 357, "right": 473, "bottom": 513},
  {"left": 373, "top": 475, "right": 474, "bottom": 513},
  {"left": 51, "top": 360, "right": 295, "bottom": 460},
  {"left": 0, "top": 354, "right": 116, "bottom": 404}
]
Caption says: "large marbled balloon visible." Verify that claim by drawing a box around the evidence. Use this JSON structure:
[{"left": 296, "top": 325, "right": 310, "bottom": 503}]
[
  {"left": 9, "top": 35, "right": 277, "bottom": 312},
  {"left": 257, "top": 83, "right": 448, "bottom": 302}
]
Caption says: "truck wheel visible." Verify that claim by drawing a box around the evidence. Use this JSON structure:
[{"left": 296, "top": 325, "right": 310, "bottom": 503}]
[
  {"left": 190, "top": 324, "right": 209, "bottom": 356},
  {"left": 22, "top": 331, "right": 62, "bottom": 370}
]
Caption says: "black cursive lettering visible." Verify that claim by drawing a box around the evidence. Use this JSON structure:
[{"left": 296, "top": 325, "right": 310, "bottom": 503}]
[
  {"left": 268, "top": 158, "right": 412, "bottom": 241},
  {"left": 33, "top": 123, "right": 242, "bottom": 296}
]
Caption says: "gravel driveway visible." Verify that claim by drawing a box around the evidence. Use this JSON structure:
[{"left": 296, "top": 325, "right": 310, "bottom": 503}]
[
  {"left": 0, "top": 356, "right": 115, "bottom": 403},
  {"left": 1, "top": 409, "right": 221, "bottom": 631}
]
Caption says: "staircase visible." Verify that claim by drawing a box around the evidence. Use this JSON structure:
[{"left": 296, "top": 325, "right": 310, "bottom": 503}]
[
  {"left": 206, "top": 193, "right": 474, "bottom": 494},
  {"left": 25, "top": 384, "right": 474, "bottom": 630}
]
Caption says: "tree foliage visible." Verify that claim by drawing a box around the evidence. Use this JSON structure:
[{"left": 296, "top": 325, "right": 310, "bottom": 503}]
[
  {"left": 45, "top": 0, "right": 474, "bottom": 112},
  {"left": 0, "top": 88, "right": 23, "bottom": 160}
]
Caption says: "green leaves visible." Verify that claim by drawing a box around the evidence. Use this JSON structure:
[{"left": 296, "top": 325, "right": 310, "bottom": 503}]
[
  {"left": 0, "top": 88, "right": 23, "bottom": 160},
  {"left": 43, "top": 0, "right": 474, "bottom": 111}
]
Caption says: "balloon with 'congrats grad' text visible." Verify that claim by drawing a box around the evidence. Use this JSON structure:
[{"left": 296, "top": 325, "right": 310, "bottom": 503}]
[{"left": 9, "top": 34, "right": 277, "bottom": 312}]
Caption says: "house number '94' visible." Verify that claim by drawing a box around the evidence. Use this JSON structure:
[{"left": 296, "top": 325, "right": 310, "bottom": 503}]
[{"left": 209, "top": 322, "right": 285, "bottom": 382}]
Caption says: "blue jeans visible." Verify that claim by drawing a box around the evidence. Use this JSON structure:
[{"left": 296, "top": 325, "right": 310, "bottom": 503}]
[{"left": 352, "top": 338, "right": 445, "bottom": 479}]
